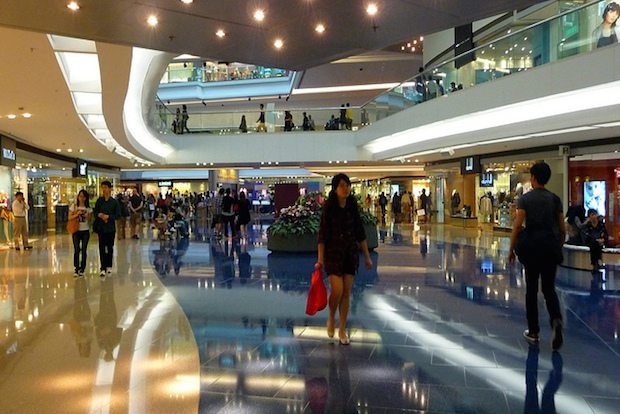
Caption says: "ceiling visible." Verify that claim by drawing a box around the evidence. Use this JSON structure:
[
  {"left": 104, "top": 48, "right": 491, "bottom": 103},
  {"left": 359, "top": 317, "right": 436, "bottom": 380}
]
[{"left": 0, "top": 0, "right": 546, "bottom": 71}]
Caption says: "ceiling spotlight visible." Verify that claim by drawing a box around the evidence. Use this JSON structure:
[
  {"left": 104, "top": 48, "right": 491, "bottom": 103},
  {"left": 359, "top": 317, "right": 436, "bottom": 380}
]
[
  {"left": 67, "top": 148, "right": 73, "bottom": 153},
  {"left": 401, "top": 46, "right": 405, "bottom": 50},
  {"left": 180, "top": 0, "right": 193, "bottom": 3},
  {"left": 67, "top": 1, "right": 80, "bottom": 11},
  {"left": 315, "top": 24, "right": 326, "bottom": 34},
  {"left": 419, "top": 36, "right": 424, "bottom": 41},
  {"left": 216, "top": 29, "right": 226, "bottom": 38},
  {"left": 147, "top": 15, "right": 159, "bottom": 27},
  {"left": 366, "top": 3, "right": 378, "bottom": 16},
  {"left": 274, "top": 38, "right": 284, "bottom": 49},
  {"left": 254, "top": 9, "right": 265, "bottom": 22},
  {"left": 7, "top": 114, "right": 17, "bottom": 120},
  {"left": 56, "top": 148, "right": 62, "bottom": 152},
  {"left": 79, "top": 149, "right": 84, "bottom": 153},
  {"left": 22, "top": 113, "right": 32, "bottom": 118}
]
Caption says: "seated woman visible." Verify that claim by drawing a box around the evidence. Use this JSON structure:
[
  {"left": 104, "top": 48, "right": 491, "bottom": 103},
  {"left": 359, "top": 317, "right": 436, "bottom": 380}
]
[
  {"left": 581, "top": 209, "right": 609, "bottom": 271},
  {"left": 565, "top": 204, "right": 585, "bottom": 244}
]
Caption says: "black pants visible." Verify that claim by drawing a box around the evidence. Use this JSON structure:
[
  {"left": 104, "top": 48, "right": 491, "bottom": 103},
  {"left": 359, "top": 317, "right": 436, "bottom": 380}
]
[
  {"left": 524, "top": 260, "right": 562, "bottom": 334},
  {"left": 72, "top": 230, "right": 90, "bottom": 271},
  {"left": 98, "top": 231, "right": 115, "bottom": 270},
  {"left": 587, "top": 240, "right": 603, "bottom": 267},
  {"left": 222, "top": 215, "right": 235, "bottom": 236}
]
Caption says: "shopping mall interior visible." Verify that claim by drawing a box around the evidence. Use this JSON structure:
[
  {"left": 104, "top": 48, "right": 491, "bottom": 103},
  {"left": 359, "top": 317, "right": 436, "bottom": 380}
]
[{"left": 1, "top": 1, "right": 620, "bottom": 413}]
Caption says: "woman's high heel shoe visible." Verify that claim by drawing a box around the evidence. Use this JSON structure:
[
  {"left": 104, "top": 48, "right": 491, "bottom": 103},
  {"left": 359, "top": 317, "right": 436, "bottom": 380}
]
[
  {"left": 327, "top": 318, "right": 335, "bottom": 339},
  {"left": 339, "top": 331, "right": 349, "bottom": 345}
]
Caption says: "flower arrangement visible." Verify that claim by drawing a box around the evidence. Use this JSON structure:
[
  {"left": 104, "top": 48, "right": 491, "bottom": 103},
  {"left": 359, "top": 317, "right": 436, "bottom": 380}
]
[
  {"left": 268, "top": 191, "right": 377, "bottom": 238},
  {"left": 267, "top": 203, "right": 321, "bottom": 237}
]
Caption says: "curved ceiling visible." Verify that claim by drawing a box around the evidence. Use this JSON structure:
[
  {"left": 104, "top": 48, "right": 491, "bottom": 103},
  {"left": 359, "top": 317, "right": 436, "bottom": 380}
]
[{"left": 0, "top": 0, "right": 545, "bottom": 70}]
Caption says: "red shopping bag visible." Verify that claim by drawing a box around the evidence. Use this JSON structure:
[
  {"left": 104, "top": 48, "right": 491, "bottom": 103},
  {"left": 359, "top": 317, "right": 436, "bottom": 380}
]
[{"left": 305, "top": 268, "right": 327, "bottom": 316}]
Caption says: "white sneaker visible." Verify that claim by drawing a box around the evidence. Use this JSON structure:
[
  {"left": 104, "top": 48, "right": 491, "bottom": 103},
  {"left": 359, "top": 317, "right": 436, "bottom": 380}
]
[
  {"left": 106, "top": 268, "right": 113, "bottom": 275},
  {"left": 99, "top": 270, "right": 106, "bottom": 279}
]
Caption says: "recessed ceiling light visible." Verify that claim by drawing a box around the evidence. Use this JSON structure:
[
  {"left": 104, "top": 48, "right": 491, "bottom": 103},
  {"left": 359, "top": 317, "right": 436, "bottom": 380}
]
[
  {"left": 79, "top": 149, "right": 84, "bottom": 153},
  {"left": 56, "top": 148, "right": 62, "bottom": 152},
  {"left": 22, "top": 113, "right": 32, "bottom": 118},
  {"left": 147, "top": 15, "right": 158, "bottom": 27},
  {"left": 67, "top": 1, "right": 80, "bottom": 11},
  {"left": 180, "top": 0, "right": 193, "bottom": 4},
  {"left": 274, "top": 38, "right": 284, "bottom": 49},
  {"left": 366, "top": 3, "right": 378, "bottom": 16},
  {"left": 254, "top": 9, "right": 265, "bottom": 22},
  {"left": 419, "top": 36, "right": 424, "bottom": 41},
  {"left": 7, "top": 114, "right": 17, "bottom": 119},
  {"left": 216, "top": 29, "right": 226, "bottom": 38},
  {"left": 315, "top": 24, "right": 326, "bottom": 34},
  {"left": 67, "top": 148, "right": 73, "bottom": 153}
]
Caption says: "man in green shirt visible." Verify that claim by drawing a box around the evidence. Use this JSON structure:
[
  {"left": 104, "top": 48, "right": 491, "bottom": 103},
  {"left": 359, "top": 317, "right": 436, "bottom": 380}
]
[{"left": 93, "top": 181, "right": 121, "bottom": 278}]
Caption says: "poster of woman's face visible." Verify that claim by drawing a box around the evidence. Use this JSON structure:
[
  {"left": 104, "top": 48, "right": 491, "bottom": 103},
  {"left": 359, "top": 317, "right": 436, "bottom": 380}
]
[
  {"left": 594, "top": 1, "right": 620, "bottom": 48},
  {"left": 584, "top": 181, "right": 606, "bottom": 217}
]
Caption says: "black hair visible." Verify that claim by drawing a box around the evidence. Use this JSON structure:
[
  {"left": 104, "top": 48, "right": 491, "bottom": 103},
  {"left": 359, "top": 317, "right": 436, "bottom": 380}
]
[
  {"left": 101, "top": 180, "right": 112, "bottom": 188},
  {"left": 530, "top": 162, "right": 551, "bottom": 185},
  {"left": 15, "top": 191, "right": 23, "bottom": 197},
  {"left": 325, "top": 173, "right": 358, "bottom": 216},
  {"left": 76, "top": 189, "right": 90, "bottom": 208},
  {"left": 239, "top": 191, "right": 246, "bottom": 200},
  {"left": 225, "top": 188, "right": 231, "bottom": 195},
  {"left": 604, "top": 2, "right": 620, "bottom": 20},
  {"left": 587, "top": 208, "right": 599, "bottom": 217},
  {"left": 218, "top": 188, "right": 225, "bottom": 195}
]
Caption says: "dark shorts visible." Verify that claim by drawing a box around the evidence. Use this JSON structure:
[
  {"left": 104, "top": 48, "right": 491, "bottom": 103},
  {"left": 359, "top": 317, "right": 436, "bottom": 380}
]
[{"left": 326, "top": 255, "right": 357, "bottom": 276}]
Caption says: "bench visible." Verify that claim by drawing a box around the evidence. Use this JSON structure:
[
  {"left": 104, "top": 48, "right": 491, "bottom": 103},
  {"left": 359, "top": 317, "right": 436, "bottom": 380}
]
[{"left": 561, "top": 244, "right": 620, "bottom": 271}]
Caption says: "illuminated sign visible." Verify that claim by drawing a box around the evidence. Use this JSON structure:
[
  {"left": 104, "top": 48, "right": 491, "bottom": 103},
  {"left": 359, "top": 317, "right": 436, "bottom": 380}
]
[
  {"left": 158, "top": 181, "right": 173, "bottom": 187},
  {"left": 0, "top": 136, "right": 17, "bottom": 168},
  {"left": 2, "top": 148, "right": 15, "bottom": 161}
]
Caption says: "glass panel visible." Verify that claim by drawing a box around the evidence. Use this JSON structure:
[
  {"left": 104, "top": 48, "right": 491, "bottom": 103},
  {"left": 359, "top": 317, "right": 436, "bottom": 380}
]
[
  {"left": 159, "top": 61, "right": 290, "bottom": 84},
  {"left": 363, "top": 0, "right": 613, "bottom": 122}
]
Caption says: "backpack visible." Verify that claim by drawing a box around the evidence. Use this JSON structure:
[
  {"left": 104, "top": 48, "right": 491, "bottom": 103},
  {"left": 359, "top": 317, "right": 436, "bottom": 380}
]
[{"left": 222, "top": 196, "right": 234, "bottom": 214}]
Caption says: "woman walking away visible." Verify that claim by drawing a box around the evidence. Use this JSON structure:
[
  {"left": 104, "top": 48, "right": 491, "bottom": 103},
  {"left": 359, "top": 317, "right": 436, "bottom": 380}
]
[
  {"left": 317, "top": 173, "right": 373, "bottom": 345},
  {"left": 237, "top": 191, "right": 251, "bottom": 239},
  {"left": 69, "top": 190, "right": 93, "bottom": 277}
]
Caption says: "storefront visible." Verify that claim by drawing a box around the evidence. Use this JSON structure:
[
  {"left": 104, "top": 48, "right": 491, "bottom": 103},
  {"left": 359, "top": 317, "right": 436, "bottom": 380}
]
[
  {"left": 0, "top": 136, "right": 16, "bottom": 244},
  {"left": 569, "top": 156, "right": 619, "bottom": 242}
]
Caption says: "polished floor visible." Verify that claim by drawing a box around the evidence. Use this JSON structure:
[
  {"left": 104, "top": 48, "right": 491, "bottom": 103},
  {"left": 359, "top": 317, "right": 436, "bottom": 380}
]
[{"left": 0, "top": 221, "right": 619, "bottom": 413}]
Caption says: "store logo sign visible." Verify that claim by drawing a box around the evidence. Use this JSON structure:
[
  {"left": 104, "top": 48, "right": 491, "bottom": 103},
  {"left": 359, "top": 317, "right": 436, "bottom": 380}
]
[
  {"left": 78, "top": 162, "right": 88, "bottom": 176},
  {"left": 2, "top": 148, "right": 16, "bottom": 161}
]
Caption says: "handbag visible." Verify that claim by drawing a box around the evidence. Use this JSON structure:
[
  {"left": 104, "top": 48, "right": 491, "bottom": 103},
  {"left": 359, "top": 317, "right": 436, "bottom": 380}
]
[
  {"left": 305, "top": 268, "right": 327, "bottom": 316},
  {"left": 67, "top": 217, "right": 79, "bottom": 234}
]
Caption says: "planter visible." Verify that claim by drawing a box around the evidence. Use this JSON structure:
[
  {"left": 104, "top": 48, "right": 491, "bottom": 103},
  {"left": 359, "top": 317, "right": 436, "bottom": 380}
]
[
  {"left": 364, "top": 223, "right": 378, "bottom": 251},
  {"left": 267, "top": 224, "right": 378, "bottom": 253},
  {"left": 267, "top": 232, "right": 319, "bottom": 252}
]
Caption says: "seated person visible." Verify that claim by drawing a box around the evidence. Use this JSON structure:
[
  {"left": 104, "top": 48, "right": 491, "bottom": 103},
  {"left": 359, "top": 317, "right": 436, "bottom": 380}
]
[
  {"left": 581, "top": 209, "right": 609, "bottom": 271},
  {"left": 565, "top": 204, "right": 585, "bottom": 244}
]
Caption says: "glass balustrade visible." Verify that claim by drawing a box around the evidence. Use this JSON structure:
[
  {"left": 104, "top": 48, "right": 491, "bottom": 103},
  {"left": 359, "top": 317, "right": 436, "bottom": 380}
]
[
  {"left": 150, "top": 106, "right": 368, "bottom": 135},
  {"left": 160, "top": 61, "right": 290, "bottom": 84},
  {"left": 148, "top": 1, "right": 611, "bottom": 136},
  {"left": 362, "top": 0, "right": 613, "bottom": 123}
]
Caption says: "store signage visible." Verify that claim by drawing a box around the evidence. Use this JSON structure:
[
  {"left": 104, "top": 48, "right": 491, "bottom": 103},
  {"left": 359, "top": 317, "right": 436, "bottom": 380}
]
[
  {"left": 77, "top": 160, "right": 88, "bottom": 177},
  {"left": 158, "top": 180, "right": 173, "bottom": 187},
  {"left": 0, "top": 136, "right": 17, "bottom": 168},
  {"left": 2, "top": 148, "right": 15, "bottom": 161},
  {"left": 460, "top": 155, "right": 480, "bottom": 174},
  {"left": 480, "top": 172, "right": 494, "bottom": 187}
]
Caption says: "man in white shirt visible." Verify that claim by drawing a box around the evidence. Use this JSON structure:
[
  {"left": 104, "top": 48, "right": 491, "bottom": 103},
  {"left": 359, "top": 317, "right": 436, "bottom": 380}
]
[{"left": 12, "top": 192, "right": 32, "bottom": 250}]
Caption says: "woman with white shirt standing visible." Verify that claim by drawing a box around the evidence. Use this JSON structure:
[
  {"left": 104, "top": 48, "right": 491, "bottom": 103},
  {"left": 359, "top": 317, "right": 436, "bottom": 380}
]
[{"left": 69, "top": 190, "right": 92, "bottom": 277}]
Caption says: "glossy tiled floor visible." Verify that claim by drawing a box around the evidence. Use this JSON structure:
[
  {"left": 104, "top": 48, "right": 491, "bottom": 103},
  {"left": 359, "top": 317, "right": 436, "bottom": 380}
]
[{"left": 1, "top": 221, "right": 619, "bottom": 413}]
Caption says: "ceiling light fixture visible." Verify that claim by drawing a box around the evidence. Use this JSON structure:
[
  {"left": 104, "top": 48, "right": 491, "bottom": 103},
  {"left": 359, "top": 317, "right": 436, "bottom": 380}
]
[
  {"left": 180, "top": 0, "right": 193, "bottom": 3},
  {"left": 254, "top": 9, "right": 265, "bottom": 22},
  {"left": 7, "top": 114, "right": 17, "bottom": 119},
  {"left": 56, "top": 148, "right": 62, "bottom": 152},
  {"left": 216, "top": 29, "right": 226, "bottom": 38},
  {"left": 274, "top": 38, "right": 284, "bottom": 49},
  {"left": 147, "top": 15, "right": 159, "bottom": 27},
  {"left": 315, "top": 24, "right": 325, "bottom": 34},
  {"left": 79, "top": 148, "right": 84, "bottom": 153},
  {"left": 67, "top": 148, "right": 73, "bottom": 153},
  {"left": 67, "top": 1, "right": 80, "bottom": 11},
  {"left": 22, "top": 113, "right": 32, "bottom": 118},
  {"left": 366, "top": 3, "right": 378, "bottom": 15}
]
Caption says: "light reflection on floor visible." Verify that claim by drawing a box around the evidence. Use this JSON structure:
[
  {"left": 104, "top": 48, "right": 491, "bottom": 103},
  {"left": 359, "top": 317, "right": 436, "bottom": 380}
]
[
  {"left": 154, "top": 222, "right": 620, "bottom": 413},
  {"left": 0, "top": 222, "right": 619, "bottom": 413}
]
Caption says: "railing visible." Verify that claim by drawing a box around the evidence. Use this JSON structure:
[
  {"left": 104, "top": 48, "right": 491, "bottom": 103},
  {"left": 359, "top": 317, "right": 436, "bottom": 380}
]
[
  {"left": 362, "top": 0, "right": 610, "bottom": 123},
  {"left": 152, "top": 106, "right": 369, "bottom": 135},
  {"left": 160, "top": 63, "right": 289, "bottom": 84}
]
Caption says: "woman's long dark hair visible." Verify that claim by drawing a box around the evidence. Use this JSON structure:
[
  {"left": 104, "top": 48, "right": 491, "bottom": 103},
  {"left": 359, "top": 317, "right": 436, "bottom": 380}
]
[
  {"left": 76, "top": 189, "right": 90, "bottom": 208},
  {"left": 325, "top": 173, "right": 359, "bottom": 216}
]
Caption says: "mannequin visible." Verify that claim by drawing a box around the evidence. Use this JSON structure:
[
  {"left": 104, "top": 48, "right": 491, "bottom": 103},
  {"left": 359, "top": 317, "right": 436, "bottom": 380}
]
[
  {"left": 450, "top": 189, "right": 461, "bottom": 215},
  {"left": 0, "top": 205, "right": 12, "bottom": 245}
]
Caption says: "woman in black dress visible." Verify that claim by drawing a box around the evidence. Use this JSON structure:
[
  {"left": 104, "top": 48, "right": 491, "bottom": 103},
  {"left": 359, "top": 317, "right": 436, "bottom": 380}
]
[
  {"left": 317, "top": 174, "right": 373, "bottom": 345},
  {"left": 237, "top": 191, "right": 251, "bottom": 239}
]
